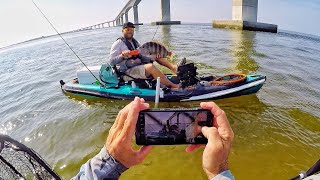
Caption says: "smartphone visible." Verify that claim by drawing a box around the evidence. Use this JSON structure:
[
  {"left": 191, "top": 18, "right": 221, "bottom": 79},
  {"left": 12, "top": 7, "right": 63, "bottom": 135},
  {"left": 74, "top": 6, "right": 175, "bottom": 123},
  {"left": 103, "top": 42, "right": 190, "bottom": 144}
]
[{"left": 135, "top": 108, "right": 213, "bottom": 145}]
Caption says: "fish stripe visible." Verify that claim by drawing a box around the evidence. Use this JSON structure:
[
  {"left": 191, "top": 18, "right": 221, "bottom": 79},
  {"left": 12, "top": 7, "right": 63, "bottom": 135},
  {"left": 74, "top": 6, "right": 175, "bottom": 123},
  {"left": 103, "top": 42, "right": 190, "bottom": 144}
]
[{"left": 139, "top": 41, "right": 170, "bottom": 58}]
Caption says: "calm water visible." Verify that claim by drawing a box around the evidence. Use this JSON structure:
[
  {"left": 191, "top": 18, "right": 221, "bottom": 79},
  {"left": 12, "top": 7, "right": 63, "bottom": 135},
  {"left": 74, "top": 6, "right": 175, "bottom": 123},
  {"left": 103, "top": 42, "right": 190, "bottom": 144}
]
[{"left": 0, "top": 24, "right": 319, "bottom": 179}]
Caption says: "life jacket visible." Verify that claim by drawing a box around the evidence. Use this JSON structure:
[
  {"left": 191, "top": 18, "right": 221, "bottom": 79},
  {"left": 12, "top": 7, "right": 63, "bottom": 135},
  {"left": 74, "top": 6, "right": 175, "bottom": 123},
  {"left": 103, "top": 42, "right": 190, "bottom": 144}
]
[
  {"left": 118, "top": 37, "right": 140, "bottom": 59},
  {"left": 116, "top": 37, "right": 143, "bottom": 73},
  {"left": 112, "top": 37, "right": 151, "bottom": 84}
]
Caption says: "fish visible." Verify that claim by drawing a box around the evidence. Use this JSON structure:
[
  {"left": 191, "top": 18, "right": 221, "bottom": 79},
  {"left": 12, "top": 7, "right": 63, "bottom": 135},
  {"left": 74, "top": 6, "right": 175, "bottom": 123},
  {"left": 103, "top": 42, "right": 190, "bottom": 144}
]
[{"left": 138, "top": 41, "right": 172, "bottom": 60}]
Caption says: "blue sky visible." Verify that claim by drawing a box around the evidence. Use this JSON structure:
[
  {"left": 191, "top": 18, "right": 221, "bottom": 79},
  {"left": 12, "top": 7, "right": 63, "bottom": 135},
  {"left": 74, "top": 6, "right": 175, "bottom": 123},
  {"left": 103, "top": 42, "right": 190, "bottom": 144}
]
[{"left": 1, "top": 0, "right": 320, "bottom": 47}]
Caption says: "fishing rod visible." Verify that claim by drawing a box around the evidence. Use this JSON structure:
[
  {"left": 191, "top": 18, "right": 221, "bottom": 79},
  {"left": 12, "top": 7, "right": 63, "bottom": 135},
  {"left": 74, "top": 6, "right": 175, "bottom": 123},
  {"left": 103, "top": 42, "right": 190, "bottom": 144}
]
[{"left": 31, "top": 0, "right": 104, "bottom": 86}]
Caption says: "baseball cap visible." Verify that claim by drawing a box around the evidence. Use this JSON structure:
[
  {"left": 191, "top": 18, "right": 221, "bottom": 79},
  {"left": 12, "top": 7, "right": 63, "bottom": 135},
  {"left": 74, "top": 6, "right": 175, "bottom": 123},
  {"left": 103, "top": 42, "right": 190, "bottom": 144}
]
[{"left": 123, "top": 22, "right": 135, "bottom": 29}]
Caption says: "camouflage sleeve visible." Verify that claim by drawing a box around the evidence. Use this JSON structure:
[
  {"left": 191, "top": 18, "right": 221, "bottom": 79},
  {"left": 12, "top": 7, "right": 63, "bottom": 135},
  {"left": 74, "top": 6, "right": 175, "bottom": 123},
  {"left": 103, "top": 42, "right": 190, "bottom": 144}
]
[{"left": 73, "top": 146, "right": 128, "bottom": 180}]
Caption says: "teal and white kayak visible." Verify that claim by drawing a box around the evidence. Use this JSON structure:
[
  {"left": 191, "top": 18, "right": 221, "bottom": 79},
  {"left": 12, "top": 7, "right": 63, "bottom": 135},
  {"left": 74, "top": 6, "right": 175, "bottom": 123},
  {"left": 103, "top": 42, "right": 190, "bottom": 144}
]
[{"left": 60, "top": 67, "right": 266, "bottom": 102}]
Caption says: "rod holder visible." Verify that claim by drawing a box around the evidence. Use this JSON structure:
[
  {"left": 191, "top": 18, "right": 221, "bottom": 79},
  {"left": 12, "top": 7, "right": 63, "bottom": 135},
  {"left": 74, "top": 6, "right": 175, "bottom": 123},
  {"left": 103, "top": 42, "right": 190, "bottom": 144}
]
[{"left": 155, "top": 77, "right": 160, "bottom": 105}]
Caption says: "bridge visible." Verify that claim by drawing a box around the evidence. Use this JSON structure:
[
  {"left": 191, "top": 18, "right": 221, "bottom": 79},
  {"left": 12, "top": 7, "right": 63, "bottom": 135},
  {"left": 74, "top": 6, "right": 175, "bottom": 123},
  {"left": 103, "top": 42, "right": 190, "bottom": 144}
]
[{"left": 65, "top": 0, "right": 277, "bottom": 34}]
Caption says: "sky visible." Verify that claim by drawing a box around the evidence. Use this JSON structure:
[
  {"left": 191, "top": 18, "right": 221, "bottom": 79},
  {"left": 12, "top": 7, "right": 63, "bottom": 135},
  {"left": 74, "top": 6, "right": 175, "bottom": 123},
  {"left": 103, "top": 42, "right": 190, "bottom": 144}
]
[{"left": 1, "top": 0, "right": 320, "bottom": 48}]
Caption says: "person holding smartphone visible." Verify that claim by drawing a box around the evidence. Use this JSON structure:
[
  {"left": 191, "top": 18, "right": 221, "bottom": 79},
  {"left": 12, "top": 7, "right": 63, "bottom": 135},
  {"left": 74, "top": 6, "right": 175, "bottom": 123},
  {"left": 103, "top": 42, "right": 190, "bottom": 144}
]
[{"left": 73, "top": 97, "right": 234, "bottom": 180}]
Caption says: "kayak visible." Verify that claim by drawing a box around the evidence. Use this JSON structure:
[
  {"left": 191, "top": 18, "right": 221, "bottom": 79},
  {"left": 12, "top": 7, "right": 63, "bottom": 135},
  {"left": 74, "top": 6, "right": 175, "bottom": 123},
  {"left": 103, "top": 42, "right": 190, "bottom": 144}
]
[{"left": 60, "top": 66, "right": 266, "bottom": 102}]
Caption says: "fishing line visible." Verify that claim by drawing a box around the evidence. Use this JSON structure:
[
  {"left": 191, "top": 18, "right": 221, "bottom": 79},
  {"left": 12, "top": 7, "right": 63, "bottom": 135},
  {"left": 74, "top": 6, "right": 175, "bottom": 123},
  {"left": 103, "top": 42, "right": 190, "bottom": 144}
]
[
  {"left": 31, "top": 0, "right": 103, "bottom": 86},
  {"left": 151, "top": 4, "right": 171, "bottom": 41},
  {"left": 151, "top": 24, "right": 160, "bottom": 41}
]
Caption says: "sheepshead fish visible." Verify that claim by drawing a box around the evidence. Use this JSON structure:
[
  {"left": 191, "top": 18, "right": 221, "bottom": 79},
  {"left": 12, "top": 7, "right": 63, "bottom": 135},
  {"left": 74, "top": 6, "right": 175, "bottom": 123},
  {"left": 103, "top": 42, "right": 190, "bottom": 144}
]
[{"left": 138, "top": 41, "right": 172, "bottom": 60}]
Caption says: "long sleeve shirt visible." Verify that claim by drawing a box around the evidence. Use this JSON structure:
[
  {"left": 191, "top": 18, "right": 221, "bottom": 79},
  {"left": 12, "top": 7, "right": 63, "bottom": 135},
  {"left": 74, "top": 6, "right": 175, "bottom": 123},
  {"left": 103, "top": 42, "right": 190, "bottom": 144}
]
[
  {"left": 72, "top": 147, "right": 127, "bottom": 180},
  {"left": 109, "top": 39, "right": 152, "bottom": 73},
  {"left": 74, "top": 147, "right": 235, "bottom": 180}
]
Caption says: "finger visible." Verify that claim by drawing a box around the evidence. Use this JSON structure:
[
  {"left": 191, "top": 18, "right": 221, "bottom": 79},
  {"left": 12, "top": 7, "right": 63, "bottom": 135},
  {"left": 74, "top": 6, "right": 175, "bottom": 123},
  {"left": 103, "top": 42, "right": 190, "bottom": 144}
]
[
  {"left": 112, "top": 101, "right": 132, "bottom": 130},
  {"left": 201, "top": 126, "right": 216, "bottom": 139},
  {"left": 136, "top": 146, "right": 153, "bottom": 161},
  {"left": 112, "top": 107, "right": 125, "bottom": 130},
  {"left": 200, "top": 102, "right": 221, "bottom": 116},
  {"left": 200, "top": 102, "right": 233, "bottom": 141},
  {"left": 141, "top": 103, "right": 150, "bottom": 110},
  {"left": 115, "top": 98, "right": 139, "bottom": 132},
  {"left": 139, "top": 98, "right": 150, "bottom": 109},
  {"left": 120, "top": 97, "right": 141, "bottom": 139},
  {"left": 185, "top": 144, "right": 203, "bottom": 152},
  {"left": 201, "top": 126, "right": 221, "bottom": 145},
  {"left": 113, "top": 109, "right": 129, "bottom": 133}
]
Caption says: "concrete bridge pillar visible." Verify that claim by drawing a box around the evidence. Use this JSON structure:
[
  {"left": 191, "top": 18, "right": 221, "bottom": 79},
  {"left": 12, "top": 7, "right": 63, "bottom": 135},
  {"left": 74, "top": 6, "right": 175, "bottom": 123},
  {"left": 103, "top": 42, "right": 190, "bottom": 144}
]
[
  {"left": 125, "top": 13, "right": 129, "bottom": 23},
  {"left": 152, "top": 0, "right": 180, "bottom": 25},
  {"left": 121, "top": 15, "right": 124, "bottom": 25},
  {"left": 161, "top": 0, "right": 170, "bottom": 21},
  {"left": 133, "top": 5, "right": 139, "bottom": 25},
  {"left": 213, "top": 0, "right": 277, "bottom": 33},
  {"left": 232, "top": 0, "right": 257, "bottom": 22}
]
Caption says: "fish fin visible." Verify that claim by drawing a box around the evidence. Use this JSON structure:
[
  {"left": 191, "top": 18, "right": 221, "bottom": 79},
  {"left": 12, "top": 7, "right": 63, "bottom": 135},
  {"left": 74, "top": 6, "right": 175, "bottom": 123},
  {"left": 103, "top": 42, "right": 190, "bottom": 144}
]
[
  {"left": 151, "top": 40, "right": 166, "bottom": 47},
  {"left": 152, "top": 41, "right": 170, "bottom": 52}
]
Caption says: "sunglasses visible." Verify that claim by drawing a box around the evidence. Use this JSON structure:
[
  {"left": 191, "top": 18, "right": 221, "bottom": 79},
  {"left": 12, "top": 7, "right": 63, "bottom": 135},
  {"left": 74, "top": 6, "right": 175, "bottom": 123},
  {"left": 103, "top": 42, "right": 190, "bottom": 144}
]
[{"left": 123, "top": 28, "right": 134, "bottom": 32}]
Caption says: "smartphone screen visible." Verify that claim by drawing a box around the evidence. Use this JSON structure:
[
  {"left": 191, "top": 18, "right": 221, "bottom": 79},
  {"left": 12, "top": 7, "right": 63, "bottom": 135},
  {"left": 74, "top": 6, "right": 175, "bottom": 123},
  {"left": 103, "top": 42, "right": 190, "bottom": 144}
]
[{"left": 135, "top": 108, "right": 213, "bottom": 145}]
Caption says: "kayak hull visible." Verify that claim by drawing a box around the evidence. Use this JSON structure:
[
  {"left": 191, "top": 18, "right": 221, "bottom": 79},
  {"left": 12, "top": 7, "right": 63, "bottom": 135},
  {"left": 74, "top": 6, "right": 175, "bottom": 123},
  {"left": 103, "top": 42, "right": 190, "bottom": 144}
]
[{"left": 61, "top": 75, "right": 266, "bottom": 102}]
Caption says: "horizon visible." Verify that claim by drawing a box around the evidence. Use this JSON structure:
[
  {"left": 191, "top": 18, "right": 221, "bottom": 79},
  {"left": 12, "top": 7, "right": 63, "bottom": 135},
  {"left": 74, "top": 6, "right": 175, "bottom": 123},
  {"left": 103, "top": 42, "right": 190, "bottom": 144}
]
[
  {"left": 1, "top": 0, "right": 320, "bottom": 48},
  {"left": 2, "top": 24, "right": 319, "bottom": 51}
]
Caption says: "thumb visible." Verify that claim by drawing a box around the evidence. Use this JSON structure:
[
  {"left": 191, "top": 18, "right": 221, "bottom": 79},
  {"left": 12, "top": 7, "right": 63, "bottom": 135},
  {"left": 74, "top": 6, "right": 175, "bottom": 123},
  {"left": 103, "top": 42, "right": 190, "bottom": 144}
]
[
  {"left": 137, "top": 146, "right": 153, "bottom": 160},
  {"left": 201, "top": 127, "right": 220, "bottom": 142},
  {"left": 201, "top": 126, "right": 211, "bottom": 139}
]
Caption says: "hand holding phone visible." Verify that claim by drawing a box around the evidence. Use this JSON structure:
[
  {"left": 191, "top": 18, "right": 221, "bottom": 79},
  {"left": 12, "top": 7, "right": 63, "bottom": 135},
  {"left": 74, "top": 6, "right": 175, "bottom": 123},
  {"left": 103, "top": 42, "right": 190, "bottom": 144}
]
[
  {"left": 104, "top": 98, "right": 234, "bottom": 179},
  {"left": 135, "top": 108, "right": 213, "bottom": 145},
  {"left": 106, "top": 97, "right": 152, "bottom": 168},
  {"left": 186, "top": 102, "right": 234, "bottom": 179}
]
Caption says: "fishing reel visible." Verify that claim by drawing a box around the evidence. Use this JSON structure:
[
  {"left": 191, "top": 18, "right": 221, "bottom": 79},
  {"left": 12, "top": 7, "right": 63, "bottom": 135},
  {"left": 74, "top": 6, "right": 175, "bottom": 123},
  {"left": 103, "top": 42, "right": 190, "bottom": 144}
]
[{"left": 177, "top": 63, "right": 199, "bottom": 89}]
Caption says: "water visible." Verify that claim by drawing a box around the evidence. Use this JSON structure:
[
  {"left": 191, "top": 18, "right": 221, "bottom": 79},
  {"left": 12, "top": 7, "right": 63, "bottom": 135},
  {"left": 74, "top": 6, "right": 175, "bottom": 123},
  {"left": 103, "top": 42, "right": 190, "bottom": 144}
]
[{"left": 0, "top": 24, "right": 319, "bottom": 179}]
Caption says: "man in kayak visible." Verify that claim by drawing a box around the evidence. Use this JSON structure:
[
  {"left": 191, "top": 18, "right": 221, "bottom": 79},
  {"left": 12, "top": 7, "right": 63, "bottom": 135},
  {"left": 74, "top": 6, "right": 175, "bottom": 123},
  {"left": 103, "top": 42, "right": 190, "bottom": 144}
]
[
  {"left": 74, "top": 97, "right": 235, "bottom": 180},
  {"left": 109, "top": 22, "right": 185, "bottom": 89}
]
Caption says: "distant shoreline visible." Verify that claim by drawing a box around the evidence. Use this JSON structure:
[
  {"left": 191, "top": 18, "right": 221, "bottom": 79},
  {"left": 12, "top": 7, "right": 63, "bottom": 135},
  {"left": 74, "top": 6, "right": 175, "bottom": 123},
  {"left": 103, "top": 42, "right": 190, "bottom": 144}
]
[
  {"left": 1, "top": 23, "right": 319, "bottom": 51},
  {"left": 0, "top": 34, "right": 57, "bottom": 51}
]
